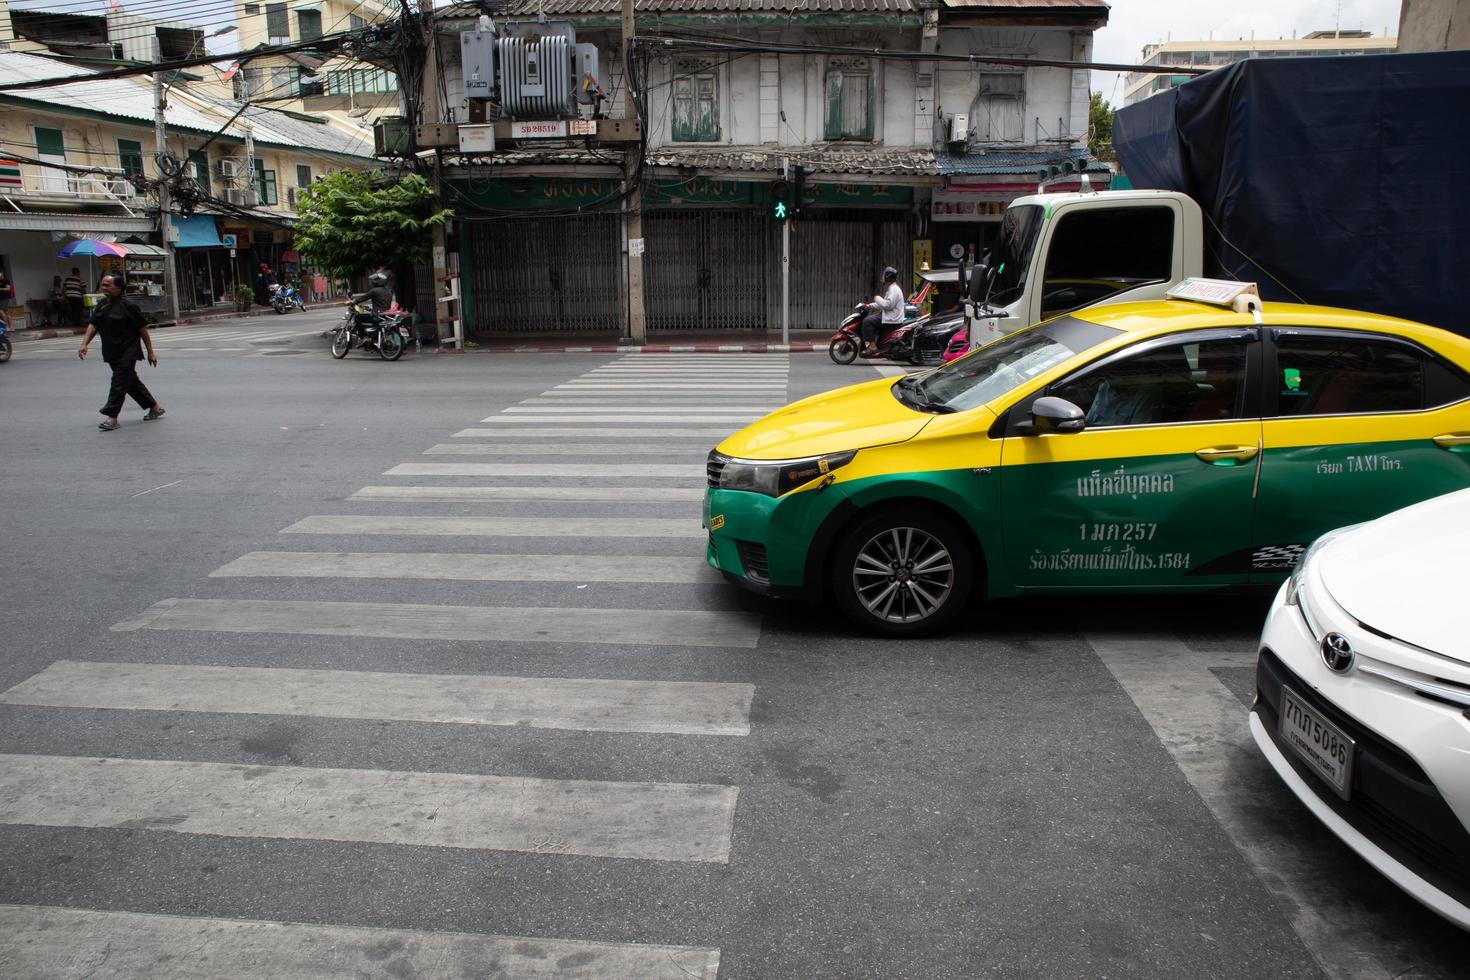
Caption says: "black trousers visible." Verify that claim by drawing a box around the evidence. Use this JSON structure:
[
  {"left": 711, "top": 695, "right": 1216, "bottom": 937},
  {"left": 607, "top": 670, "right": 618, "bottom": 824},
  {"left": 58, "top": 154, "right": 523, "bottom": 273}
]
[
  {"left": 67, "top": 297, "right": 83, "bottom": 327},
  {"left": 101, "top": 359, "right": 157, "bottom": 417},
  {"left": 860, "top": 311, "right": 885, "bottom": 345}
]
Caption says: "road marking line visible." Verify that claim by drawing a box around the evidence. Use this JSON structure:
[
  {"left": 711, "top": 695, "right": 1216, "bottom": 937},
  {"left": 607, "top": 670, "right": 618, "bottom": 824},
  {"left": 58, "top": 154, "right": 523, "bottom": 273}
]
[
  {"left": 452, "top": 427, "right": 736, "bottom": 439},
  {"left": 556, "top": 383, "right": 788, "bottom": 390},
  {"left": 1087, "top": 633, "right": 1411, "bottom": 980},
  {"left": 2, "top": 660, "right": 751, "bottom": 736},
  {"left": 113, "top": 597, "right": 762, "bottom": 648},
  {"left": 351, "top": 485, "right": 706, "bottom": 502},
  {"left": 505, "top": 406, "right": 774, "bottom": 413},
  {"left": 130, "top": 480, "right": 182, "bottom": 498},
  {"left": 283, "top": 515, "right": 703, "bottom": 537},
  {"left": 213, "top": 550, "right": 716, "bottom": 584},
  {"left": 0, "top": 754, "right": 740, "bottom": 862},
  {"left": 424, "top": 443, "right": 709, "bottom": 456},
  {"left": 0, "top": 905, "right": 721, "bottom": 980},
  {"left": 385, "top": 462, "right": 704, "bottom": 478}
]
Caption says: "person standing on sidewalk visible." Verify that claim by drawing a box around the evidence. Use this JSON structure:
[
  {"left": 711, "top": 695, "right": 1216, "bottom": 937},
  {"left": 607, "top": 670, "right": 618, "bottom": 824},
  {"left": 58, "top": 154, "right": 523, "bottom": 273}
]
[
  {"left": 63, "top": 268, "right": 85, "bottom": 327},
  {"left": 77, "top": 273, "right": 164, "bottom": 431}
]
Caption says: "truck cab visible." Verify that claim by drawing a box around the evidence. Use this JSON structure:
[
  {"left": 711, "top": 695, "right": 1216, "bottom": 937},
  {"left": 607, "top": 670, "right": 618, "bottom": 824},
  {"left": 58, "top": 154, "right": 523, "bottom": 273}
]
[{"left": 973, "top": 190, "right": 1204, "bottom": 335}]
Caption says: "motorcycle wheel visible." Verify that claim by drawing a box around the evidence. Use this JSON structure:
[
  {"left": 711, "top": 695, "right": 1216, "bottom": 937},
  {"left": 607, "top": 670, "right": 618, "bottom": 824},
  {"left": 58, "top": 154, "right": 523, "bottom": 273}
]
[
  {"left": 378, "top": 328, "right": 406, "bottom": 361},
  {"left": 829, "top": 336, "right": 859, "bottom": 365},
  {"left": 330, "top": 328, "right": 352, "bottom": 359},
  {"left": 272, "top": 300, "right": 286, "bottom": 314},
  {"left": 0, "top": 336, "right": 11, "bottom": 363}
]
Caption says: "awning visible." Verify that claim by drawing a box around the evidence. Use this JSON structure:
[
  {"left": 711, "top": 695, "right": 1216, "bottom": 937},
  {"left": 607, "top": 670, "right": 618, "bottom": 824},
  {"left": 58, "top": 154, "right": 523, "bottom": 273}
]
[
  {"left": 175, "top": 214, "right": 224, "bottom": 248},
  {"left": 0, "top": 212, "right": 156, "bottom": 234},
  {"left": 121, "top": 243, "right": 167, "bottom": 256}
]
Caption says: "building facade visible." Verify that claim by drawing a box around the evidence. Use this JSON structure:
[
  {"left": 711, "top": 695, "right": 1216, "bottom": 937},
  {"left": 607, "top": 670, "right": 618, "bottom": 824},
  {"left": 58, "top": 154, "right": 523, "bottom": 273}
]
[
  {"left": 0, "top": 43, "right": 377, "bottom": 325},
  {"left": 433, "top": 0, "right": 1110, "bottom": 335},
  {"left": 1122, "top": 29, "right": 1398, "bottom": 106}
]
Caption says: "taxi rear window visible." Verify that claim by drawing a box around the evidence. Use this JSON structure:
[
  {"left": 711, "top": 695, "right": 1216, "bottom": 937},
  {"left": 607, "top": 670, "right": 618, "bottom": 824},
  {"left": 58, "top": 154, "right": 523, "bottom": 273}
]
[{"left": 918, "top": 316, "right": 1121, "bottom": 413}]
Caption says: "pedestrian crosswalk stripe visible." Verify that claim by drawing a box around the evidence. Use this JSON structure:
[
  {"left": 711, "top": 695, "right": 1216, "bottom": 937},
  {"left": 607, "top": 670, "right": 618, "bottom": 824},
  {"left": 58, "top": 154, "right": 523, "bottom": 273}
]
[
  {"left": 385, "top": 462, "right": 704, "bottom": 478},
  {"left": 0, "top": 905, "right": 722, "bottom": 980},
  {"left": 351, "top": 485, "right": 706, "bottom": 502},
  {"left": 213, "top": 550, "right": 717, "bottom": 584},
  {"left": 483, "top": 415, "right": 754, "bottom": 424},
  {"left": 2, "top": 660, "right": 752, "bottom": 736},
  {"left": 557, "top": 383, "right": 788, "bottom": 390},
  {"left": 112, "top": 598, "right": 761, "bottom": 649},
  {"left": 424, "top": 443, "right": 709, "bottom": 456},
  {"left": 0, "top": 753, "right": 740, "bottom": 862},
  {"left": 452, "top": 427, "right": 735, "bottom": 439},
  {"left": 504, "top": 405, "right": 772, "bottom": 413},
  {"left": 282, "top": 515, "right": 705, "bottom": 537}
]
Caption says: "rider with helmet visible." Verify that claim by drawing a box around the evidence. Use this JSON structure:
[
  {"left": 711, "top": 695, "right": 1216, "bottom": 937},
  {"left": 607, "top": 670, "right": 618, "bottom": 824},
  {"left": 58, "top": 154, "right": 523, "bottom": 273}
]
[
  {"left": 352, "top": 270, "right": 393, "bottom": 314},
  {"left": 860, "top": 266, "right": 905, "bottom": 353}
]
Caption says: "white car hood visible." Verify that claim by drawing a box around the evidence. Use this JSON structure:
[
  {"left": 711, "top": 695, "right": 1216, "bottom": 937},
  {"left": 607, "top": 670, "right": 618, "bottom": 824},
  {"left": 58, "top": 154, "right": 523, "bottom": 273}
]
[{"left": 1318, "top": 488, "right": 1470, "bottom": 662}]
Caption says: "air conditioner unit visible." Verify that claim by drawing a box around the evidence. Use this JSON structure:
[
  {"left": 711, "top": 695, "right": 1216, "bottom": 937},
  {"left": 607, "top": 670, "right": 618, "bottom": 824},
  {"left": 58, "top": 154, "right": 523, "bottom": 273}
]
[
  {"left": 948, "top": 113, "right": 970, "bottom": 144},
  {"left": 226, "top": 188, "right": 246, "bottom": 205},
  {"left": 218, "top": 158, "right": 241, "bottom": 179}
]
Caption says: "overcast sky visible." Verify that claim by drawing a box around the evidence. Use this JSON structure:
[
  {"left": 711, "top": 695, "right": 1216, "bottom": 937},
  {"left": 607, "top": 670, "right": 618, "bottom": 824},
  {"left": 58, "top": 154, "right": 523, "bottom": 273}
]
[{"left": 1091, "top": 0, "right": 1404, "bottom": 101}]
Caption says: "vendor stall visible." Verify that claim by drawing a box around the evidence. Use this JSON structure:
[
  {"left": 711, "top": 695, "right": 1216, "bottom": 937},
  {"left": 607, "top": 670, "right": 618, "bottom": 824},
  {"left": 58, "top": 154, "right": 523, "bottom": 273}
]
[{"left": 115, "top": 244, "right": 171, "bottom": 321}]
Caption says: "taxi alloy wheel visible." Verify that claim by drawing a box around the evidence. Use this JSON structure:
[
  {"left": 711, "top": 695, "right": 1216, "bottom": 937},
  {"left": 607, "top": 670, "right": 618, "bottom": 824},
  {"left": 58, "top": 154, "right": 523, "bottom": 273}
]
[{"left": 833, "top": 511, "right": 973, "bottom": 637}]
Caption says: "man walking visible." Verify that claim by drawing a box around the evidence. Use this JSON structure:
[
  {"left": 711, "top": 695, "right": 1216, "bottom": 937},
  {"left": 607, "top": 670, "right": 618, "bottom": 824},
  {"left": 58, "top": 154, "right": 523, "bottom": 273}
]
[
  {"left": 77, "top": 273, "right": 164, "bottom": 431},
  {"left": 63, "top": 267, "right": 85, "bottom": 327}
]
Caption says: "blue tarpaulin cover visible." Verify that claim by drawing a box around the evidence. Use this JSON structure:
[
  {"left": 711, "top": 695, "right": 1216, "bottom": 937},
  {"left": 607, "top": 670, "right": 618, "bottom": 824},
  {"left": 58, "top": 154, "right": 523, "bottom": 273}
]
[
  {"left": 1113, "top": 51, "right": 1470, "bottom": 336},
  {"left": 174, "top": 214, "right": 224, "bottom": 248}
]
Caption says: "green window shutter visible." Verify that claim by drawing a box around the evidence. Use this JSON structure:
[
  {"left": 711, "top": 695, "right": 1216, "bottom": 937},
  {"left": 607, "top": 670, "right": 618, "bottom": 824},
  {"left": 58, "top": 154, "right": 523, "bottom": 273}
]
[
  {"left": 672, "top": 77, "right": 695, "bottom": 142},
  {"left": 296, "top": 165, "right": 312, "bottom": 188},
  {"left": 695, "top": 75, "right": 718, "bottom": 141},
  {"left": 117, "top": 138, "right": 144, "bottom": 177},
  {"left": 824, "top": 72, "right": 844, "bottom": 140},
  {"left": 35, "top": 127, "right": 64, "bottom": 157},
  {"left": 672, "top": 70, "right": 718, "bottom": 142},
  {"left": 264, "top": 170, "right": 278, "bottom": 206},
  {"left": 298, "top": 10, "right": 322, "bottom": 41}
]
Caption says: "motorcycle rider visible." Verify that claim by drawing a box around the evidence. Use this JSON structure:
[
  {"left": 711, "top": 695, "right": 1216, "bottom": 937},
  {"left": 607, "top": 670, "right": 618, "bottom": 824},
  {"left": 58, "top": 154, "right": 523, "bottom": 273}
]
[
  {"left": 350, "top": 270, "right": 394, "bottom": 330},
  {"left": 860, "top": 266, "right": 905, "bottom": 353}
]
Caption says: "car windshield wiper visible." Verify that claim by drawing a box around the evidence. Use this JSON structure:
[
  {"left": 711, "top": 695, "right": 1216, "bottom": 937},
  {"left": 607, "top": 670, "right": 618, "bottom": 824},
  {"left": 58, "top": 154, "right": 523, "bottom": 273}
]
[{"left": 895, "top": 375, "right": 956, "bottom": 414}]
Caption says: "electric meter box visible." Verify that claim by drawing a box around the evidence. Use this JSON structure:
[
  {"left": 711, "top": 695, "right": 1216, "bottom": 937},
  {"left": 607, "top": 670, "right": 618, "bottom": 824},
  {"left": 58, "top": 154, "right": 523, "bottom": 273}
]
[{"left": 461, "top": 30, "right": 495, "bottom": 102}]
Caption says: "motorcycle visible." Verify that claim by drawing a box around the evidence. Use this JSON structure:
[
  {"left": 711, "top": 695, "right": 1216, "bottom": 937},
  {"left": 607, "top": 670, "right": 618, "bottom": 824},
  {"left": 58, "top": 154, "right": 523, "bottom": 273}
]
[
  {"left": 270, "top": 281, "right": 307, "bottom": 314},
  {"left": 0, "top": 315, "right": 10, "bottom": 364},
  {"left": 331, "top": 303, "right": 410, "bottom": 361},
  {"left": 828, "top": 304, "right": 968, "bottom": 367}
]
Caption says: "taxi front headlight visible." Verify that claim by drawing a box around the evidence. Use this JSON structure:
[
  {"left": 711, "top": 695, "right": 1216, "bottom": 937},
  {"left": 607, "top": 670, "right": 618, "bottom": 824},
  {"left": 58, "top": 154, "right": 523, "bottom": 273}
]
[{"left": 716, "top": 451, "right": 858, "bottom": 498}]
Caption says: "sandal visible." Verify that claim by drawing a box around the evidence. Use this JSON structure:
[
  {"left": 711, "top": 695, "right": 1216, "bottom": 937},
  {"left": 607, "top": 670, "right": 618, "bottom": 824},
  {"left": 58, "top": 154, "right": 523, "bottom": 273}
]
[
  {"left": 98, "top": 419, "right": 120, "bottom": 431},
  {"left": 144, "top": 407, "right": 165, "bottom": 421}
]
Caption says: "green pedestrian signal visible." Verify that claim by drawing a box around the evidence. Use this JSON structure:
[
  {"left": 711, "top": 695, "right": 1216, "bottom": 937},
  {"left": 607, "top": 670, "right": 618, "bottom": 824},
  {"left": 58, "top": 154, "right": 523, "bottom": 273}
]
[{"left": 769, "top": 180, "right": 791, "bottom": 221}]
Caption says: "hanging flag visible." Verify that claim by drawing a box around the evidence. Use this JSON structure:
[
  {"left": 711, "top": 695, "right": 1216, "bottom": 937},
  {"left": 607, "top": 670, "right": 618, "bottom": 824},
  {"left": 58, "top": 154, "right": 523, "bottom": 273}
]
[
  {"left": 105, "top": 0, "right": 123, "bottom": 11},
  {"left": 222, "top": 62, "right": 240, "bottom": 81}
]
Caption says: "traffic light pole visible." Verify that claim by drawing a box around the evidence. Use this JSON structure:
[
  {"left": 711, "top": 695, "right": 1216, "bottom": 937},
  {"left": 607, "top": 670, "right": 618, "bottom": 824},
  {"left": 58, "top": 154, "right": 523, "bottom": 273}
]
[
  {"left": 781, "top": 157, "right": 789, "bottom": 345},
  {"left": 622, "top": 0, "right": 646, "bottom": 345}
]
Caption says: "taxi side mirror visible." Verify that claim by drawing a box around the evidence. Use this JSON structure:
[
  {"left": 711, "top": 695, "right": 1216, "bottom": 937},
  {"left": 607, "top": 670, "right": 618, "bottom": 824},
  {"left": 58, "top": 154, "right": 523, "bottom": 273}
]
[{"left": 1031, "top": 396, "right": 1087, "bottom": 434}]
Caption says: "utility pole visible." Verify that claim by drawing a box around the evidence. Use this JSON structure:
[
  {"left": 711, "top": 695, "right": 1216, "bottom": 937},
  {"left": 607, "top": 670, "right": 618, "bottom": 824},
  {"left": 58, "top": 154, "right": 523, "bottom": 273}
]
[
  {"left": 418, "top": 8, "right": 459, "bottom": 349},
  {"left": 244, "top": 122, "right": 256, "bottom": 206},
  {"left": 621, "top": 0, "right": 646, "bottom": 344},
  {"left": 781, "top": 157, "right": 789, "bottom": 346},
  {"left": 153, "top": 40, "right": 181, "bottom": 324}
]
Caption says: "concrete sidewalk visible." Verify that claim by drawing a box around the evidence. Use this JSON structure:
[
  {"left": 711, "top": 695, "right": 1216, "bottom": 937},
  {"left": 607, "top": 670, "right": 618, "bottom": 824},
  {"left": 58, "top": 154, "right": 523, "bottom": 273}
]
[{"left": 7, "top": 303, "right": 338, "bottom": 344}]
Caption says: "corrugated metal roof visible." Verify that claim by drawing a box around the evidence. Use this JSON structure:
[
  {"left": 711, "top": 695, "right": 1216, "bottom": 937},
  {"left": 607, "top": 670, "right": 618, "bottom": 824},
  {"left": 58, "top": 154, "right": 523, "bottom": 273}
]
[
  {"left": 941, "top": 0, "right": 1107, "bottom": 8},
  {"left": 0, "top": 50, "right": 375, "bottom": 159},
  {"left": 491, "top": 0, "right": 919, "bottom": 15},
  {"left": 935, "top": 147, "right": 1109, "bottom": 175}
]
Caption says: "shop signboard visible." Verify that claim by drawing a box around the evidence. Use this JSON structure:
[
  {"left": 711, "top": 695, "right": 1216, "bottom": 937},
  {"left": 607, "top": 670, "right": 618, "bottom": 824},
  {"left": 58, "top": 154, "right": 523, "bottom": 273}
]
[
  {"left": 805, "top": 183, "right": 913, "bottom": 207},
  {"left": 0, "top": 160, "right": 22, "bottom": 188},
  {"left": 932, "top": 188, "right": 1012, "bottom": 222}
]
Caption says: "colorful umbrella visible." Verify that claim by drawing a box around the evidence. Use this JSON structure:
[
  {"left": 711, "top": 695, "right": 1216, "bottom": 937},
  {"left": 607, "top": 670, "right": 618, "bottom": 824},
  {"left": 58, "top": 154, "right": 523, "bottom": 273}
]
[{"left": 57, "top": 239, "right": 127, "bottom": 258}]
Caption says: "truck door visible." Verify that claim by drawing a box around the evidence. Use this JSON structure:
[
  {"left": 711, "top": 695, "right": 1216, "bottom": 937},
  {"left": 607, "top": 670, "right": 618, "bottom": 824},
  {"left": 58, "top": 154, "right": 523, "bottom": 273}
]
[
  {"left": 1251, "top": 328, "right": 1470, "bottom": 580},
  {"left": 1026, "top": 204, "right": 1182, "bottom": 324}
]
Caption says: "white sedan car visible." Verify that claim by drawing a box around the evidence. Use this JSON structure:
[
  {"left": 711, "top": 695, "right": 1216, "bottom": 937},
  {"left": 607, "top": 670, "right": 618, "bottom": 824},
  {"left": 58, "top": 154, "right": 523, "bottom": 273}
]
[{"left": 1251, "top": 487, "right": 1470, "bottom": 930}]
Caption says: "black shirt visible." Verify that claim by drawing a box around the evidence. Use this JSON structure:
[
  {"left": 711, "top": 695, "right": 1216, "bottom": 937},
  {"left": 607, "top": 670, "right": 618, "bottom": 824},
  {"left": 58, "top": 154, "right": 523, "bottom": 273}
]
[{"left": 91, "top": 296, "right": 147, "bottom": 364}]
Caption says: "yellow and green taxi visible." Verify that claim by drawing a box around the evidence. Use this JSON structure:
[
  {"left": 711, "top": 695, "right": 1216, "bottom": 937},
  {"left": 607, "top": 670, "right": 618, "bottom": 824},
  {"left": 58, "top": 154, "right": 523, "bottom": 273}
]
[{"left": 704, "top": 297, "right": 1470, "bottom": 635}]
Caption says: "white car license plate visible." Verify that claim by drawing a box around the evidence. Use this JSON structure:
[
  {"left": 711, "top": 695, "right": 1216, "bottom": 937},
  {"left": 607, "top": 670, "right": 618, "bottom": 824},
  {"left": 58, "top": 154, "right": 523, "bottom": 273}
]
[{"left": 1279, "top": 686, "right": 1356, "bottom": 800}]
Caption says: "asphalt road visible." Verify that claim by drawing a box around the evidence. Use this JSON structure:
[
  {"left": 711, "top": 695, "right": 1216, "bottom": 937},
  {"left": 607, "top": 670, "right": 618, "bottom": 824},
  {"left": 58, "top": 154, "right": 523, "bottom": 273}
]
[{"left": 0, "top": 313, "right": 1466, "bottom": 979}]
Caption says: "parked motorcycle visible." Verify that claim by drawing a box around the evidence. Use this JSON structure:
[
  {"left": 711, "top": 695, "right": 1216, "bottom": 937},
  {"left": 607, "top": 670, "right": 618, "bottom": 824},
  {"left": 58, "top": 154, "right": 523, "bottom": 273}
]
[
  {"left": 331, "top": 304, "right": 409, "bottom": 361},
  {"left": 270, "top": 281, "right": 307, "bottom": 314},
  {"left": 0, "top": 315, "right": 11, "bottom": 364},
  {"left": 828, "top": 304, "right": 967, "bottom": 367}
]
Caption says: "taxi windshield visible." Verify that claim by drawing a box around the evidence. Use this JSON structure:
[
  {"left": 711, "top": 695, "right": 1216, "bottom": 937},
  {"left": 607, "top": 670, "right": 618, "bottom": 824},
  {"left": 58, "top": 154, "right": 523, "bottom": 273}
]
[{"left": 902, "top": 316, "right": 1121, "bottom": 414}]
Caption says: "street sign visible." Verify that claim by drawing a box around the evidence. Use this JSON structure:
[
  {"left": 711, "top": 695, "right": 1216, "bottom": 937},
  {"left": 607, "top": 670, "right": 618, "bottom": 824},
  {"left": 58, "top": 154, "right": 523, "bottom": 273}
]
[{"left": 221, "top": 234, "right": 237, "bottom": 248}]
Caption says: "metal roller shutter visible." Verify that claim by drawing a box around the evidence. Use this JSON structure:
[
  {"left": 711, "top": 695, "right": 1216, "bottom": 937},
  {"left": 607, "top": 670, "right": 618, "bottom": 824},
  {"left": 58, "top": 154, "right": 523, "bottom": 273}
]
[
  {"left": 645, "top": 209, "right": 768, "bottom": 331},
  {"left": 466, "top": 214, "right": 622, "bottom": 334}
]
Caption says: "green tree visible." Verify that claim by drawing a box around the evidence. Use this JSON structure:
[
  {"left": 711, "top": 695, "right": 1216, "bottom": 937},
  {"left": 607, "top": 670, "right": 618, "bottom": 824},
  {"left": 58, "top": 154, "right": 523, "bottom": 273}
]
[
  {"left": 292, "top": 169, "right": 452, "bottom": 279},
  {"left": 1088, "top": 91, "right": 1115, "bottom": 160}
]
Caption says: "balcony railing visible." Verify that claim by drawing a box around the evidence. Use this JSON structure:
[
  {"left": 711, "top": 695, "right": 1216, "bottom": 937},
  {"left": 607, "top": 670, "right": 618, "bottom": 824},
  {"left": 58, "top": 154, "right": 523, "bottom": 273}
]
[{"left": 1, "top": 164, "right": 138, "bottom": 202}]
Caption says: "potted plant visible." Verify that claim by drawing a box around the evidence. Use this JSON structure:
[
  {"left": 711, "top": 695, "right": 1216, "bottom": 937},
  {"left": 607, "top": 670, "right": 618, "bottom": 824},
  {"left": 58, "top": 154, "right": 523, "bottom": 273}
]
[{"left": 233, "top": 283, "right": 254, "bottom": 312}]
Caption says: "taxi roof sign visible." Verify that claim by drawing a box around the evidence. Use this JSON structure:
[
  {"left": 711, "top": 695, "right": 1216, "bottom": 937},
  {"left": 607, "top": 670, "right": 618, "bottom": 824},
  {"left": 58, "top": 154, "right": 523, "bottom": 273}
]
[{"left": 1166, "top": 277, "right": 1262, "bottom": 312}]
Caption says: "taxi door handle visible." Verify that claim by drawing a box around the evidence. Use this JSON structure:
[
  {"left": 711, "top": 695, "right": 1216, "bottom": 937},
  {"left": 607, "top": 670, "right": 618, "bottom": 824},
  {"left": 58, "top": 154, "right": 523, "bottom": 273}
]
[
  {"left": 1433, "top": 433, "right": 1470, "bottom": 451},
  {"left": 1195, "top": 445, "right": 1259, "bottom": 464}
]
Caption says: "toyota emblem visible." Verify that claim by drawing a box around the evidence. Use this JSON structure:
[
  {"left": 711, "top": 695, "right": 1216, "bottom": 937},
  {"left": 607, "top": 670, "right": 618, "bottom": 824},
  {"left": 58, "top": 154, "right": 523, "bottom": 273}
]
[{"left": 1321, "top": 633, "right": 1354, "bottom": 673}]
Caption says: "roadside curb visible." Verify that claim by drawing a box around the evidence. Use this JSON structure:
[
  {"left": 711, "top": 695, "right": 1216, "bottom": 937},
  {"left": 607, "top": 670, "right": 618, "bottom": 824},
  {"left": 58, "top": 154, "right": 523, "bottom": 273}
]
[
  {"left": 466, "top": 343, "right": 829, "bottom": 354},
  {"left": 9, "top": 304, "right": 337, "bottom": 343}
]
